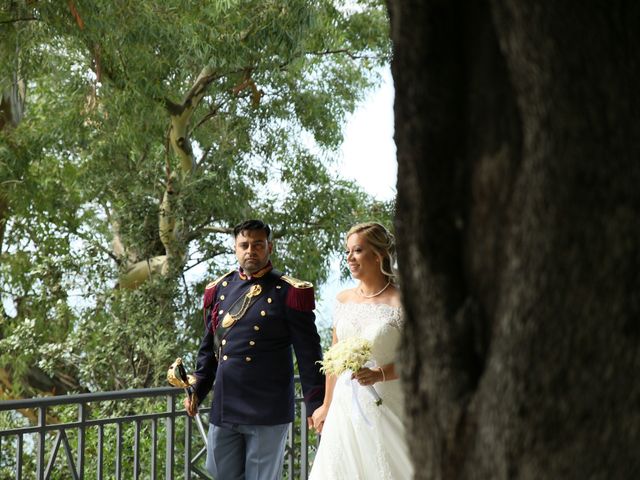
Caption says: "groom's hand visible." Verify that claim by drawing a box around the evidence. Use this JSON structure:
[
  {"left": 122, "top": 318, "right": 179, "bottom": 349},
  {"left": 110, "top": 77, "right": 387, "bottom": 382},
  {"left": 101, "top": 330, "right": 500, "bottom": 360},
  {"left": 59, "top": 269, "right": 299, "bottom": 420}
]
[
  {"left": 184, "top": 394, "right": 199, "bottom": 417},
  {"left": 311, "top": 404, "right": 329, "bottom": 434}
]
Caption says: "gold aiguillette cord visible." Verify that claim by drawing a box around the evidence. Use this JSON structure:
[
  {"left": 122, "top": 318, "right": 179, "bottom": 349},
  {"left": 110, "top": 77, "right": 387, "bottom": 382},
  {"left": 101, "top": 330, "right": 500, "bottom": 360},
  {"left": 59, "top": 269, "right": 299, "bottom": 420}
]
[{"left": 221, "top": 284, "right": 262, "bottom": 328}]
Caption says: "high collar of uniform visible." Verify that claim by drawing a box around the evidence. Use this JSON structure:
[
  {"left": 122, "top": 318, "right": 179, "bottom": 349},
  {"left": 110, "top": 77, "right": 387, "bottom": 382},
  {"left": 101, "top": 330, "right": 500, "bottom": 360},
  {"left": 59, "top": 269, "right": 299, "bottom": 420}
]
[{"left": 238, "top": 261, "right": 273, "bottom": 280}]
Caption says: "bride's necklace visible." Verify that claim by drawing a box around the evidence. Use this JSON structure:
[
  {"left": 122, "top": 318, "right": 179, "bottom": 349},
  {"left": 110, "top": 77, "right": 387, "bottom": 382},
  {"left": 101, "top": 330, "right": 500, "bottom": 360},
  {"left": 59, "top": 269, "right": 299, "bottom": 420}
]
[{"left": 358, "top": 281, "right": 391, "bottom": 298}]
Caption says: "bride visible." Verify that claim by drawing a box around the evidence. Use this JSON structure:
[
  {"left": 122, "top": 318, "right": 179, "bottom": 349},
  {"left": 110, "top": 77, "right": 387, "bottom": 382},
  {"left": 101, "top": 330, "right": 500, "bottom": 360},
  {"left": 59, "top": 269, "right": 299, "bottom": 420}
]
[{"left": 309, "top": 222, "right": 413, "bottom": 479}]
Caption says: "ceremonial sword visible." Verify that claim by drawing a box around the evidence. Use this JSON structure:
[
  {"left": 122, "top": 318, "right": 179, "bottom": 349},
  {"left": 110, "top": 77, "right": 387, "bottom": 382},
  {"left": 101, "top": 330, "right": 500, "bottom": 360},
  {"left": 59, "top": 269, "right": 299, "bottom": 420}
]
[{"left": 167, "top": 357, "right": 208, "bottom": 446}]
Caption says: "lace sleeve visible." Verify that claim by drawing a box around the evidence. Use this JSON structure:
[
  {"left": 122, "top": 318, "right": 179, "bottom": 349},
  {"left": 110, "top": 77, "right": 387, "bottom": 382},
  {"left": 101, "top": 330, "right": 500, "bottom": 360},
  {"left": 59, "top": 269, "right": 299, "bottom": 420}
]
[
  {"left": 331, "top": 303, "right": 340, "bottom": 329},
  {"left": 386, "top": 307, "right": 404, "bottom": 330}
]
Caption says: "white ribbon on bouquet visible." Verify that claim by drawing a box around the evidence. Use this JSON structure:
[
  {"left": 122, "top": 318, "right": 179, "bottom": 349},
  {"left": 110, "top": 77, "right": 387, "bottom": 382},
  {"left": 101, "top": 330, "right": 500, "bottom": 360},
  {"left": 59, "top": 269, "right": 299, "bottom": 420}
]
[{"left": 345, "top": 361, "right": 382, "bottom": 427}]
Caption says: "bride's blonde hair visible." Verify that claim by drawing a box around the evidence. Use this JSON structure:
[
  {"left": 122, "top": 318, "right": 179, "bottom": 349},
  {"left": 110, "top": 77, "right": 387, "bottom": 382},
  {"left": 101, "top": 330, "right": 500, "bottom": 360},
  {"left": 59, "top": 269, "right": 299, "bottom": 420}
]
[{"left": 346, "top": 222, "right": 397, "bottom": 284}]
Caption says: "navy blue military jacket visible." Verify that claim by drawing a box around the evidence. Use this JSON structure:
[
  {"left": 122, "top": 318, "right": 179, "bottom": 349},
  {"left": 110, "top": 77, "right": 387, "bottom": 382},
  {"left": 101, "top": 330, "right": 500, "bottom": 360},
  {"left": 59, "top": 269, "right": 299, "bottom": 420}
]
[{"left": 193, "top": 264, "right": 325, "bottom": 426}]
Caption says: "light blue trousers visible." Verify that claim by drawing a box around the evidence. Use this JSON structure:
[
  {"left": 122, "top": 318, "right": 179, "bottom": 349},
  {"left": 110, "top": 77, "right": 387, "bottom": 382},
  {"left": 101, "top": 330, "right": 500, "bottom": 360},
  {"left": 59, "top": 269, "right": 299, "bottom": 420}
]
[{"left": 206, "top": 422, "right": 290, "bottom": 480}]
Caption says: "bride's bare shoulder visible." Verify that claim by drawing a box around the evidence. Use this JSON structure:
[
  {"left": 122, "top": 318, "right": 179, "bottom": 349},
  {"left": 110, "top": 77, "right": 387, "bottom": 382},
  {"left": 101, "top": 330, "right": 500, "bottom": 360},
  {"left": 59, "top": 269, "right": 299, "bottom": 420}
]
[
  {"left": 336, "top": 287, "right": 358, "bottom": 304},
  {"left": 385, "top": 285, "right": 403, "bottom": 308}
]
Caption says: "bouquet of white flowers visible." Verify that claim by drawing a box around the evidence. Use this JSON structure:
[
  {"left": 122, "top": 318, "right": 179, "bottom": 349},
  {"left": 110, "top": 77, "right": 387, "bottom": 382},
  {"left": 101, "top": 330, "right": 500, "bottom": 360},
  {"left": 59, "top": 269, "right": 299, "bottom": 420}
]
[{"left": 319, "top": 337, "right": 382, "bottom": 406}]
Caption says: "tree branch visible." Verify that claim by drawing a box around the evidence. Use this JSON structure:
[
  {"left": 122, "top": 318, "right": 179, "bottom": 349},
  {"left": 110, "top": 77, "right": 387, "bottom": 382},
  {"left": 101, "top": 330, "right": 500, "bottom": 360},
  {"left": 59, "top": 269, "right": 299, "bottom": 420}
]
[
  {"left": 191, "top": 104, "right": 222, "bottom": 134},
  {"left": 185, "top": 224, "right": 234, "bottom": 243},
  {"left": 183, "top": 251, "right": 231, "bottom": 273},
  {"left": 159, "top": 173, "right": 178, "bottom": 258},
  {"left": 304, "top": 48, "right": 376, "bottom": 60},
  {"left": 165, "top": 67, "right": 217, "bottom": 175},
  {"left": 0, "top": 17, "right": 38, "bottom": 24},
  {"left": 117, "top": 255, "right": 168, "bottom": 289}
]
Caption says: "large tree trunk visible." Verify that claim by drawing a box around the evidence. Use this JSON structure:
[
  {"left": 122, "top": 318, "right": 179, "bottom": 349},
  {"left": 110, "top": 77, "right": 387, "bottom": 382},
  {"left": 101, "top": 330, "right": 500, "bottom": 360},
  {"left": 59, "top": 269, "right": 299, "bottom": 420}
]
[{"left": 388, "top": 1, "right": 640, "bottom": 478}]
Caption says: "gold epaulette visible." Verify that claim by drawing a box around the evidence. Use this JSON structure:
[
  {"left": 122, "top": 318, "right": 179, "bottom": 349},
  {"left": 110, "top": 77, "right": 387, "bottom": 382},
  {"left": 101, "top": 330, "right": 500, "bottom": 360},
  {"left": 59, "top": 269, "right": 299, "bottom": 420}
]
[
  {"left": 205, "top": 269, "right": 235, "bottom": 290},
  {"left": 280, "top": 275, "right": 313, "bottom": 289}
]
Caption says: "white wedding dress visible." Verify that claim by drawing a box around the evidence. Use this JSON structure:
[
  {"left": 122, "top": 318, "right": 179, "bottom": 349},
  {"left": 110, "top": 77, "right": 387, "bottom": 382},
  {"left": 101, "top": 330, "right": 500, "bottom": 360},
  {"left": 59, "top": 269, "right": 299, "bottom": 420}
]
[{"left": 309, "top": 302, "right": 414, "bottom": 480}]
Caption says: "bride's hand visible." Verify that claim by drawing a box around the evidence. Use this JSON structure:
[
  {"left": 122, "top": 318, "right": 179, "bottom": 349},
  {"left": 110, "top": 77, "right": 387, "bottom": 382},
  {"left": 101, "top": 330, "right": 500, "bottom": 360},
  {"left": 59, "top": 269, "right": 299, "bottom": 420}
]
[{"left": 353, "top": 367, "right": 383, "bottom": 386}]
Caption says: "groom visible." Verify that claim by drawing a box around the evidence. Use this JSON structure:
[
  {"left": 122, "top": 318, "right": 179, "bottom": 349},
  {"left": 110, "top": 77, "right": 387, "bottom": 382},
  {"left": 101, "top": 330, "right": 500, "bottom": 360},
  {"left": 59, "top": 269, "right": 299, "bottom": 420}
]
[{"left": 185, "top": 219, "right": 325, "bottom": 480}]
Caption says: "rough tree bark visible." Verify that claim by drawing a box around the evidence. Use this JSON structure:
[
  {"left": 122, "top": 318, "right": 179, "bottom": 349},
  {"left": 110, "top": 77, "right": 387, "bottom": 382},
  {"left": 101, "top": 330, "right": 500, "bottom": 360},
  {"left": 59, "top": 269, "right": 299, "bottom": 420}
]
[{"left": 388, "top": 1, "right": 640, "bottom": 478}]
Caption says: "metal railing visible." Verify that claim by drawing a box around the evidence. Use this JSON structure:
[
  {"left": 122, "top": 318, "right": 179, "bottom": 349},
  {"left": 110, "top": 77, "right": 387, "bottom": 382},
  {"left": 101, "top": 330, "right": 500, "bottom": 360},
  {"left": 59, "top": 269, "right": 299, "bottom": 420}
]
[{"left": 0, "top": 380, "right": 315, "bottom": 479}]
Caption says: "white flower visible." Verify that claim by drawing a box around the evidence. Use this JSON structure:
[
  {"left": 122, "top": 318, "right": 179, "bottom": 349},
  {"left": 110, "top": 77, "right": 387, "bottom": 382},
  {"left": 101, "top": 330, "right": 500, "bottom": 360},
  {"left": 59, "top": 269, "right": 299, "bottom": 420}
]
[
  {"left": 318, "top": 337, "right": 372, "bottom": 376},
  {"left": 318, "top": 337, "right": 382, "bottom": 406}
]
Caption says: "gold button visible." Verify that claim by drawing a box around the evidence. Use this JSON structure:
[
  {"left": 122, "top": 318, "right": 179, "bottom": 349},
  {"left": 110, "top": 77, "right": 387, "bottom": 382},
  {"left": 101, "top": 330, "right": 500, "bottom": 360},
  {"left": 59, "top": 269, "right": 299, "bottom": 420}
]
[
  {"left": 223, "top": 355, "right": 228, "bottom": 360},
  {"left": 222, "top": 281, "right": 228, "bottom": 287},
  {"left": 276, "top": 285, "right": 282, "bottom": 289},
  {"left": 254, "top": 325, "right": 260, "bottom": 331},
  {"left": 219, "top": 309, "right": 224, "bottom": 314},
  {"left": 245, "top": 356, "right": 252, "bottom": 362},
  {"left": 267, "top": 298, "right": 272, "bottom": 303},
  {"left": 220, "top": 295, "right": 225, "bottom": 300},
  {"left": 221, "top": 339, "right": 227, "bottom": 345},
  {"left": 249, "top": 341, "right": 255, "bottom": 346},
  {"left": 260, "top": 310, "right": 266, "bottom": 317}
]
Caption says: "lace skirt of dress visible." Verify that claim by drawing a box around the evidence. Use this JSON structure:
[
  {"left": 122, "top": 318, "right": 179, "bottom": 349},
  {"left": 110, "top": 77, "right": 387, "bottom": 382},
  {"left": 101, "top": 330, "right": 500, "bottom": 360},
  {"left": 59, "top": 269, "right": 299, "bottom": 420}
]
[{"left": 309, "top": 371, "right": 413, "bottom": 480}]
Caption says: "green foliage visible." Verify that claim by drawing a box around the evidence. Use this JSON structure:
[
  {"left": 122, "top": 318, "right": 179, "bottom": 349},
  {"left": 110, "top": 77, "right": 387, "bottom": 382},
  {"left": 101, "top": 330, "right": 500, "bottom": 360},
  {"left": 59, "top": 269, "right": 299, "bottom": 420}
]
[{"left": 0, "top": 0, "right": 392, "bottom": 413}]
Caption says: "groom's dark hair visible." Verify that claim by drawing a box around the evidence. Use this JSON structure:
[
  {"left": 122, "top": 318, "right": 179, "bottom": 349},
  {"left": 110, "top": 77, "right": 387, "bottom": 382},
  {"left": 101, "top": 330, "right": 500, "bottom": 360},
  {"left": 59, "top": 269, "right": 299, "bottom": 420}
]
[{"left": 233, "top": 219, "right": 272, "bottom": 241}]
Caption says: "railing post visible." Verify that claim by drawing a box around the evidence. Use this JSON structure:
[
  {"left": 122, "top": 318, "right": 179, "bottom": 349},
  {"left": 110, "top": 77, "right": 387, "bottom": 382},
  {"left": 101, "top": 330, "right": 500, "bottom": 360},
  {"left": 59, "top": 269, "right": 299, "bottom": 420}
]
[
  {"left": 97, "top": 425, "right": 104, "bottom": 480},
  {"left": 151, "top": 419, "right": 158, "bottom": 479},
  {"left": 116, "top": 423, "right": 123, "bottom": 480},
  {"left": 16, "top": 434, "right": 23, "bottom": 480},
  {"left": 77, "top": 402, "right": 86, "bottom": 478},
  {"left": 134, "top": 420, "right": 141, "bottom": 479},
  {"left": 184, "top": 415, "right": 192, "bottom": 479},
  {"left": 166, "top": 394, "right": 175, "bottom": 480},
  {"left": 287, "top": 421, "right": 295, "bottom": 479},
  {"left": 36, "top": 406, "right": 46, "bottom": 480},
  {"left": 300, "top": 401, "right": 308, "bottom": 479}
]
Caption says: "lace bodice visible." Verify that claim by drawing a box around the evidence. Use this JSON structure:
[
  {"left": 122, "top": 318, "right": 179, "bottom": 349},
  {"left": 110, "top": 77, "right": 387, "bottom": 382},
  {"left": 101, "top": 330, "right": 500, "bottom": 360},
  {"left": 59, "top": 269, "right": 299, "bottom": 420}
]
[{"left": 333, "top": 302, "right": 403, "bottom": 367}]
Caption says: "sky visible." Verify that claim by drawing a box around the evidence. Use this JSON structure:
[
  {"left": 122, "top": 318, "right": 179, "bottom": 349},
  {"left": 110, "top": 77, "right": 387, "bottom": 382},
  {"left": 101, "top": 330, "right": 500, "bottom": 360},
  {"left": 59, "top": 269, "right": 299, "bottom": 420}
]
[
  {"left": 338, "top": 66, "right": 397, "bottom": 202},
  {"left": 315, "top": 66, "right": 397, "bottom": 328}
]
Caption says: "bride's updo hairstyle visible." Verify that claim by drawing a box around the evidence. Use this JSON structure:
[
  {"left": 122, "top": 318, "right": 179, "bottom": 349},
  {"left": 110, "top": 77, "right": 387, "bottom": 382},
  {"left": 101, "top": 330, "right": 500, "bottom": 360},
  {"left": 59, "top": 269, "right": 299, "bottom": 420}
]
[{"left": 346, "top": 222, "right": 398, "bottom": 284}]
